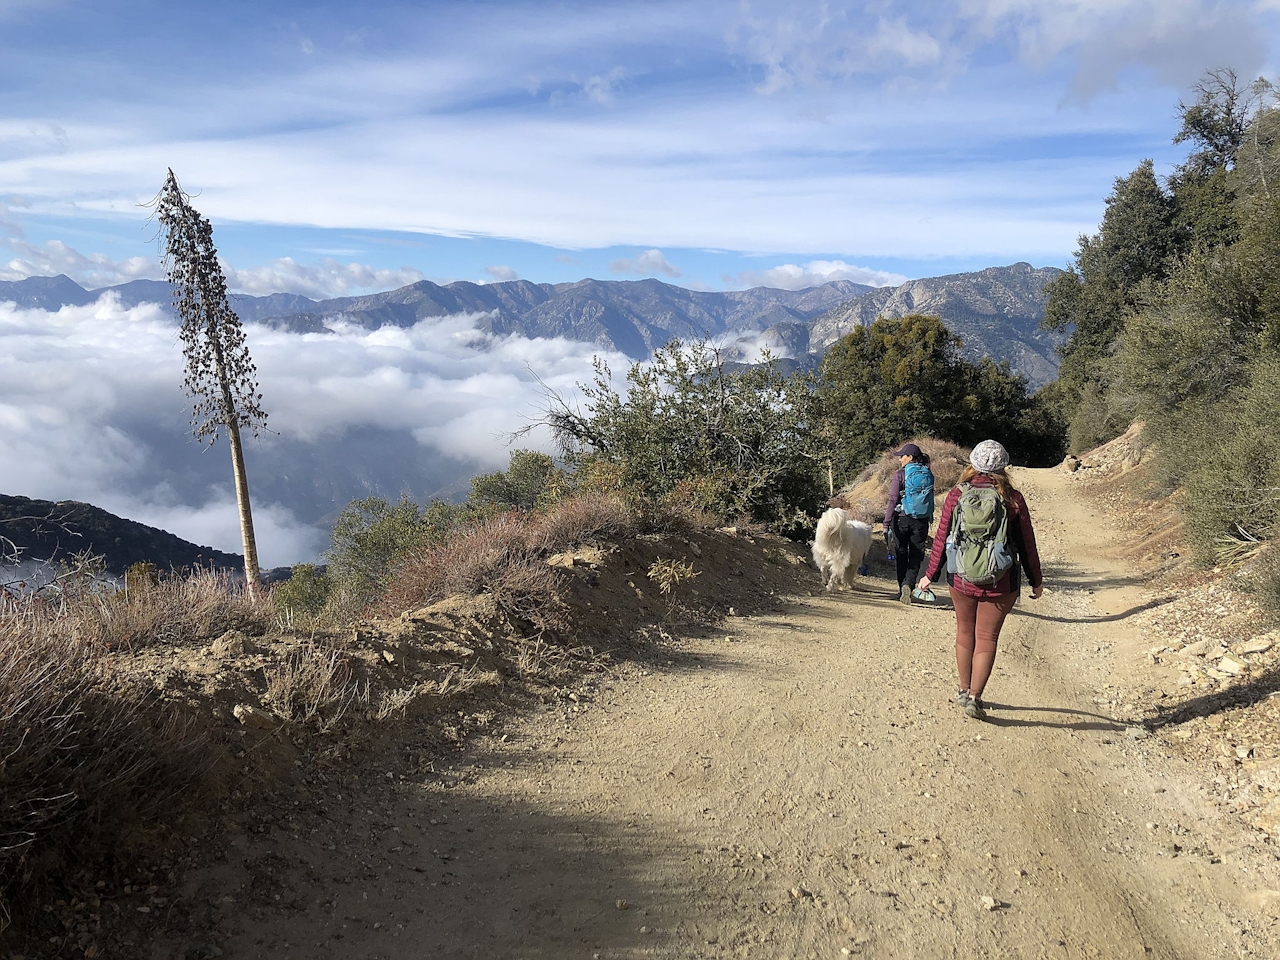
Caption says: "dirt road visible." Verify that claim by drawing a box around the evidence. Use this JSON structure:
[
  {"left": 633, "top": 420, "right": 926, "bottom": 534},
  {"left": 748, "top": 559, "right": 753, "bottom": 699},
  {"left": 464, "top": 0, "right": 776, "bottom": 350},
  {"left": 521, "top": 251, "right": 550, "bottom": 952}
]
[{"left": 197, "top": 467, "right": 1280, "bottom": 959}]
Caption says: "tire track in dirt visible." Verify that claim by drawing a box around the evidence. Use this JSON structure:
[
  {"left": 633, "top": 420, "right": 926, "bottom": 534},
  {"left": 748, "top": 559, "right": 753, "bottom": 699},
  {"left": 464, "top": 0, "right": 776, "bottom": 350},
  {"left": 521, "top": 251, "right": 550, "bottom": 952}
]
[{"left": 195, "top": 467, "right": 1280, "bottom": 959}]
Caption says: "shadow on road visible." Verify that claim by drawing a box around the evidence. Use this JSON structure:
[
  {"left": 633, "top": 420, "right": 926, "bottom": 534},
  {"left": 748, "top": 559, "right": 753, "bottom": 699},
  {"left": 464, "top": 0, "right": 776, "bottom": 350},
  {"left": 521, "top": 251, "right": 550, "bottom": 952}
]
[
  {"left": 980, "top": 702, "right": 1127, "bottom": 732},
  {"left": 1145, "top": 664, "right": 1280, "bottom": 730},
  {"left": 1010, "top": 595, "right": 1174, "bottom": 625}
]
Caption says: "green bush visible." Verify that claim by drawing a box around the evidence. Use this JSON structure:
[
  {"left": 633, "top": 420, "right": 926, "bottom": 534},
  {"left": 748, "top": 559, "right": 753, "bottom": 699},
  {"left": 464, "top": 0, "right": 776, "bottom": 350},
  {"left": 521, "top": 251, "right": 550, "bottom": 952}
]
[
  {"left": 817, "top": 314, "right": 1066, "bottom": 475},
  {"left": 272, "top": 563, "right": 334, "bottom": 621},
  {"left": 325, "top": 495, "right": 466, "bottom": 607},
  {"left": 468, "top": 449, "right": 564, "bottom": 509},
  {"left": 1174, "top": 359, "right": 1280, "bottom": 561},
  {"left": 538, "top": 340, "right": 825, "bottom": 533}
]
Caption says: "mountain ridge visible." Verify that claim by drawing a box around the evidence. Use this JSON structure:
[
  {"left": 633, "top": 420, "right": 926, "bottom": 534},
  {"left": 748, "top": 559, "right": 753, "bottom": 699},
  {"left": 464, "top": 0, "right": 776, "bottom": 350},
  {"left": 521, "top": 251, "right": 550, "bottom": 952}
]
[
  {"left": 1, "top": 265, "right": 1064, "bottom": 385},
  {"left": 0, "top": 494, "right": 242, "bottom": 575}
]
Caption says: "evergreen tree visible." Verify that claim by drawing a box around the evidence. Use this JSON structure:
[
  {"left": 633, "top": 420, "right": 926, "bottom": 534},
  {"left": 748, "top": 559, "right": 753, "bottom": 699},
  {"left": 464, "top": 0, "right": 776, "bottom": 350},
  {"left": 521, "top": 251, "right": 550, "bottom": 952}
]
[
  {"left": 154, "top": 169, "right": 268, "bottom": 593},
  {"left": 816, "top": 314, "right": 966, "bottom": 478},
  {"left": 1042, "top": 160, "right": 1177, "bottom": 448}
]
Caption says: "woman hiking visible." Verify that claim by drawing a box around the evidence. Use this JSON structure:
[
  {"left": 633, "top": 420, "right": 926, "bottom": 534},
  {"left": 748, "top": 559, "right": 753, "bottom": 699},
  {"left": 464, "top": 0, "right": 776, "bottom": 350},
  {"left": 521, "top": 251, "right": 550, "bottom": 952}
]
[
  {"left": 916, "top": 439, "right": 1043, "bottom": 720},
  {"left": 884, "top": 442, "right": 935, "bottom": 605}
]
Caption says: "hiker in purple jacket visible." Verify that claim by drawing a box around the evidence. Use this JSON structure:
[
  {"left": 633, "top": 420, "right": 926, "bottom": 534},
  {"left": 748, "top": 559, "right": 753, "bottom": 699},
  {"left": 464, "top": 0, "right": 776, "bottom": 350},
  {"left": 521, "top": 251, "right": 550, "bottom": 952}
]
[{"left": 884, "top": 442, "right": 935, "bottom": 605}]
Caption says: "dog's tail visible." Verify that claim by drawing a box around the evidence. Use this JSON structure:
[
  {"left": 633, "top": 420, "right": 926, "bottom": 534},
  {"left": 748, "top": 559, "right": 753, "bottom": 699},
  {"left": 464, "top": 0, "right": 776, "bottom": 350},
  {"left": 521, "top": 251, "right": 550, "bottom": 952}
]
[{"left": 815, "top": 507, "right": 848, "bottom": 545}]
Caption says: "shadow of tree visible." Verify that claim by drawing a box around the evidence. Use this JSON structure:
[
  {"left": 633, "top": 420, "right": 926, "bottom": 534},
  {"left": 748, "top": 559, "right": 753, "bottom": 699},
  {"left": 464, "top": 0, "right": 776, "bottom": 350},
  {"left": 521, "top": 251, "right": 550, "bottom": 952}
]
[
  {"left": 1145, "top": 664, "right": 1280, "bottom": 730},
  {"left": 1010, "top": 595, "right": 1175, "bottom": 625}
]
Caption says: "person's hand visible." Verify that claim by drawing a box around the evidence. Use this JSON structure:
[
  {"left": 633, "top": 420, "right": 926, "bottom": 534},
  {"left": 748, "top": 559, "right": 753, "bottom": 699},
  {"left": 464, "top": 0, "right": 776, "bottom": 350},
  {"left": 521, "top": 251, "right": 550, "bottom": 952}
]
[
  {"left": 917, "top": 577, "right": 932, "bottom": 593},
  {"left": 1031, "top": 583, "right": 1044, "bottom": 600}
]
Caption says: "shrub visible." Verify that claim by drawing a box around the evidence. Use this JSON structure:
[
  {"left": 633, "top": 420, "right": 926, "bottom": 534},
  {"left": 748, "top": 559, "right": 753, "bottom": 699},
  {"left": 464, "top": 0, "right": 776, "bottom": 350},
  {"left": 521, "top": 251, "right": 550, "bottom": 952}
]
[
  {"left": 263, "top": 642, "right": 366, "bottom": 729},
  {"left": 378, "top": 493, "right": 648, "bottom": 628},
  {"left": 468, "top": 449, "right": 564, "bottom": 509},
  {"left": 526, "top": 494, "right": 637, "bottom": 554},
  {"left": 326, "top": 495, "right": 466, "bottom": 607},
  {"left": 535, "top": 341, "right": 826, "bottom": 532},
  {"left": 271, "top": 563, "right": 334, "bottom": 624},
  {"left": 0, "top": 625, "right": 207, "bottom": 917},
  {"left": 380, "top": 511, "right": 564, "bottom": 629}
]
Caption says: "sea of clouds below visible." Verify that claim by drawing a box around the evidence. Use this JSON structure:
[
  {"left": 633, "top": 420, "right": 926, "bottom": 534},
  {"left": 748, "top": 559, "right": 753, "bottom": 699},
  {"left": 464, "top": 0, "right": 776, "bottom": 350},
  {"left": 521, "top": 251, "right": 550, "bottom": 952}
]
[{"left": 0, "top": 294, "right": 636, "bottom": 568}]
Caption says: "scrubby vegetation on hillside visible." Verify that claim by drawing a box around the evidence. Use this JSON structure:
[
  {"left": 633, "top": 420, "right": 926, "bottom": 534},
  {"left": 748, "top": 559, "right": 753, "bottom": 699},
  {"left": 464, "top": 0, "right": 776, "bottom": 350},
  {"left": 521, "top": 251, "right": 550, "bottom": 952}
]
[{"left": 1043, "top": 68, "right": 1280, "bottom": 592}]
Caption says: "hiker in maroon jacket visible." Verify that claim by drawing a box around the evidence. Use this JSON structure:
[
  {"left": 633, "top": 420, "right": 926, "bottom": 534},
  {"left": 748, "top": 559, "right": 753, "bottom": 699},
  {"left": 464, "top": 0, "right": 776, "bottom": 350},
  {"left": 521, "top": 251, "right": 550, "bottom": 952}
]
[{"left": 917, "top": 439, "right": 1043, "bottom": 720}]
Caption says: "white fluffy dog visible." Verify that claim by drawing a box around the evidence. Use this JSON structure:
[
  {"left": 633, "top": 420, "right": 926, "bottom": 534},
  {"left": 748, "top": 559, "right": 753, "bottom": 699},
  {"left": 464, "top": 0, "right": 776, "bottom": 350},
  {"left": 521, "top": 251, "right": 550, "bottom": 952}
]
[{"left": 812, "top": 508, "right": 873, "bottom": 591}]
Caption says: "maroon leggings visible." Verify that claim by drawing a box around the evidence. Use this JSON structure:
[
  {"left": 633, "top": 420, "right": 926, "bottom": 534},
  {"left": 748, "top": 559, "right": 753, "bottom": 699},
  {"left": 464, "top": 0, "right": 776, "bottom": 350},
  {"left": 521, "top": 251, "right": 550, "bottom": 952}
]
[{"left": 949, "top": 588, "right": 1017, "bottom": 699}]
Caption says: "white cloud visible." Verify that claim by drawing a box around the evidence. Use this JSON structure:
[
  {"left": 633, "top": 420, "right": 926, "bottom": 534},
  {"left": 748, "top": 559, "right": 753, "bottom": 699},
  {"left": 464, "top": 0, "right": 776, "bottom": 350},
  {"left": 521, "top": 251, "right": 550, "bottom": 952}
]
[
  {"left": 0, "top": 295, "right": 630, "bottom": 565},
  {"left": 582, "top": 67, "right": 628, "bottom": 105},
  {"left": 732, "top": 260, "right": 907, "bottom": 290},
  {"left": 960, "top": 0, "right": 1268, "bottom": 97},
  {"left": 1, "top": 0, "right": 1273, "bottom": 268},
  {"left": 0, "top": 222, "right": 423, "bottom": 298},
  {"left": 1, "top": 237, "right": 163, "bottom": 286},
  {"left": 866, "top": 18, "right": 942, "bottom": 68},
  {"left": 483, "top": 264, "right": 519, "bottom": 282},
  {"left": 609, "top": 249, "right": 682, "bottom": 278},
  {"left": 220, "top": 256, "right": 424, "bottom": 299}
]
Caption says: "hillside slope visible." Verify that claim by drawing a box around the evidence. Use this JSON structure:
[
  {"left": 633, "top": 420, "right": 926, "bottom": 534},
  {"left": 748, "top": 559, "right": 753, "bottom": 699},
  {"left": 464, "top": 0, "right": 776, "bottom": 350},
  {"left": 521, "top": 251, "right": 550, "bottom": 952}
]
[{"left": 0, "top": 494, "right": 241, "bottom": 574}]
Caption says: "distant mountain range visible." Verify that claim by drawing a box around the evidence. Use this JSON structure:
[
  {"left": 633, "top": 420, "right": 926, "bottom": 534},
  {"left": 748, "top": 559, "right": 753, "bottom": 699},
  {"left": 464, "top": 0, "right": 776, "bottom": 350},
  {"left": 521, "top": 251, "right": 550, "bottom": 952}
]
[
  {"left": 1, "top": 263, "right": 1065, "bottom": 386},
  {"left": 0, "top": 494, "right": 241, "bottom": 575}
]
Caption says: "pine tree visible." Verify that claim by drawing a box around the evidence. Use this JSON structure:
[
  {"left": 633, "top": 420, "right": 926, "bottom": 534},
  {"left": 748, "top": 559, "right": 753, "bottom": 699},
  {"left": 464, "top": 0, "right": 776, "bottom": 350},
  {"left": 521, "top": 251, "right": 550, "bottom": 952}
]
[{"left": 154, "top": 169, "right": 268, "bottom": 593}]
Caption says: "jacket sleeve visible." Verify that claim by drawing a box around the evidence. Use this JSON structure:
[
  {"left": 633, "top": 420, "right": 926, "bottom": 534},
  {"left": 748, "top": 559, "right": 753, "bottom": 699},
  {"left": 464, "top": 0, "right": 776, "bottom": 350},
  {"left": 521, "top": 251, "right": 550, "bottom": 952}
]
[
  {"left": 1013, "top": 491, "right": 1043, "bottom": 588},
  {"left": 923, "top": 488, "right": 959, "bottom": 582},
  {"left": 884, "top": 469, "right": 903, "bottom": 527}
]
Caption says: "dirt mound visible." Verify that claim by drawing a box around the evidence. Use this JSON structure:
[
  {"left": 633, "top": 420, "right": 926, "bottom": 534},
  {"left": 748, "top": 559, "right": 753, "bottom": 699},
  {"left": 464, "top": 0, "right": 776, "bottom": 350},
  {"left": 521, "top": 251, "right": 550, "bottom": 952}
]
[{"left": 831, "top": 437, "right": 969, "bottom": 525}]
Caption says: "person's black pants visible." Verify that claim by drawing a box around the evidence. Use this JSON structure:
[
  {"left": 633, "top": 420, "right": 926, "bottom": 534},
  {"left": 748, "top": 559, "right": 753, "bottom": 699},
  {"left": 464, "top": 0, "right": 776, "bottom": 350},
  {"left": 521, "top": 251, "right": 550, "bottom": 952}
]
[{"left": 893, "top": 515, "right": 930, "bottom": 590}]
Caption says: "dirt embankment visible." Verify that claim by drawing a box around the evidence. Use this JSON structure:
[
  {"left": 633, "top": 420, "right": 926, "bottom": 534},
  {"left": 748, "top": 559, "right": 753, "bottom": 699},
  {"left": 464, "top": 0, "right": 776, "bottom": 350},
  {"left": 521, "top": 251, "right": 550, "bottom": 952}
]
[{"left": 10, "top": 450, "right": 1280, "bottom": 960}]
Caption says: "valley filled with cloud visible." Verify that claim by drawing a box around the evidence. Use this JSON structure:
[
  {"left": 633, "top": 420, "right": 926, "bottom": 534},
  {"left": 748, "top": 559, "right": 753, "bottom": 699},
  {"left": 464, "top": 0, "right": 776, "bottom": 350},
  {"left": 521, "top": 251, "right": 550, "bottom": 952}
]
[{"left": 0, "top": 294, "right": 629, "bottom": 566}]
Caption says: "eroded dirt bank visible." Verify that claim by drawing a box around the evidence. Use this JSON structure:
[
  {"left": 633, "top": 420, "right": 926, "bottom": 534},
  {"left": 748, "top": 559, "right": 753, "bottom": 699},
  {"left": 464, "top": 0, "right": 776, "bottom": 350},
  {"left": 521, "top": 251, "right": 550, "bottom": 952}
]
[{"left": 160, "top": 468, "right": 1280, "bottom": 959}]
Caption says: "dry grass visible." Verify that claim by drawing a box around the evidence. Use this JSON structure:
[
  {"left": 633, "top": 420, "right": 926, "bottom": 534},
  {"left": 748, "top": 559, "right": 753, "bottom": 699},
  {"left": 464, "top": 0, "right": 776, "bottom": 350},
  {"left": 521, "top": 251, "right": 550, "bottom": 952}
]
[
  {"left": 4, "top": 566, "right": 268, "bottom": 652},
  {"left": 379, "top": 512, "right": 562, "bottom": 628},
  {"left": 527, "top": 493, "right": 638, "bottom": 553},
  {"left": 0, "top": 624, "right": 207, "bottom": 922},
  {"left": 380, "top": 495, "right": 643, "bottom": 629},
  {"left": 263, "top": 642, "right": 369, "bottom": 730},
  {"left": 836, "top": 437, "right": 970, "bottom": 524}
]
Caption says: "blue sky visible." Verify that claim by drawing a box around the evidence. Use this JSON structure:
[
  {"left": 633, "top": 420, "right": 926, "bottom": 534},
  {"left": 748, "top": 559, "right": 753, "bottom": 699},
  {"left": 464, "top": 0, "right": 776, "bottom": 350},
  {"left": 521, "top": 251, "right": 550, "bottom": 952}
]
[{"left": 2, "top": 0, "right": 1278, "bottom": 297}]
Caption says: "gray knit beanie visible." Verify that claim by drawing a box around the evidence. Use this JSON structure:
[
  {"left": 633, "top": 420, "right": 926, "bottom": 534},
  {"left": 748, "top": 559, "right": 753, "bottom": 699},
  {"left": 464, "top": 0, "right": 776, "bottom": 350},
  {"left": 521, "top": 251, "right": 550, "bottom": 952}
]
[{"left": 970, "top": 439, "right": 1010, "bottom": 474}]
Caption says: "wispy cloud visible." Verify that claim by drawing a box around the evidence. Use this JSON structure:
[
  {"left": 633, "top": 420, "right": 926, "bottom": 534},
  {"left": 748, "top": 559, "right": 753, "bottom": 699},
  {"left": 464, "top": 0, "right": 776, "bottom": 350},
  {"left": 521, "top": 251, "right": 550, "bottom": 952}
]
[
  {"left": 609, "top": 249, "right": 681, "bottom": 278},
  {"left": 220, "top": 257, "right": 424, "bottom": 298},
  {"left": 731, "top": 260, "right": 907, "bottom": 290},
  {"left": 582, "top": 66, "right": 628, "bottom": 105},
  {"left": 0, "top": 1, "right": 1274, "bottom": 282},
  {"left": 483, "top": 264, "right": 519, "bottom": 282},
  {"left": 730, "top": 0, "right": 1268, "bottom": 97}
]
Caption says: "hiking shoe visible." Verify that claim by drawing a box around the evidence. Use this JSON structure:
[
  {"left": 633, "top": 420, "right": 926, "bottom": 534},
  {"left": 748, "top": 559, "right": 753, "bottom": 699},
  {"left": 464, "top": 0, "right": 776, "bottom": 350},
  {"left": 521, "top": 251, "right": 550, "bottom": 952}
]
[
  {"left": 964, "top": 697, "right": 987, "bottom": 720},
  {"left": 899, "top": 583, "right": 912, "bottom": 605},
  {"left": 954, "top": 688, "right": 971, "bottom": 707}
]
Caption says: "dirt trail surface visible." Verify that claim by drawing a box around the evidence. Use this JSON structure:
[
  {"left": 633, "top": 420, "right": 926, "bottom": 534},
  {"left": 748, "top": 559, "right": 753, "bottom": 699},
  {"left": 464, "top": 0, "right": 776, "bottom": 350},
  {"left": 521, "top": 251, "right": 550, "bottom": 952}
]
[{"left": 190, "top": 468, "right": 1279, "bottom": 959}]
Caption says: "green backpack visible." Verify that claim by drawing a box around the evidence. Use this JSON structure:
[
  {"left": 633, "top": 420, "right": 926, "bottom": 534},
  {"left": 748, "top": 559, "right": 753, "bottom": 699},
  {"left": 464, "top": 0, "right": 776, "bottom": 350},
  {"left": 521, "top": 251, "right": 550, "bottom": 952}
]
[{"left": 945, "top": 483, "right": 1015, "bottom": 586}]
